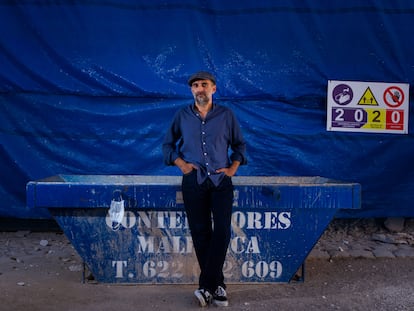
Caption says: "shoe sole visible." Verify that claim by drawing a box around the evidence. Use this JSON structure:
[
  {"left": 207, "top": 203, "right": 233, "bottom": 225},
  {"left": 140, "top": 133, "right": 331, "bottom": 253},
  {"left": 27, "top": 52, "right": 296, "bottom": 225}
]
[
  {"left": 213, "top": 299, "right": 229, "bottom": 307},
  {"left": 194, "top": 290, "right": 209, "bottom": 307}
]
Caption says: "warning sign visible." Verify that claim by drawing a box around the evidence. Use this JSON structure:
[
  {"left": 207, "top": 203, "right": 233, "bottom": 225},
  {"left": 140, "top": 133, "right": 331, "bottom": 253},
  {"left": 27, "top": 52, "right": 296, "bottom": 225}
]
[
  {"left": 327, "top": 80, "right": 409, "bottom": 134},
  {"left": 383, "top": 86, "right": 404, "bottom": 108},
  {"left": 358, "top": 87, "right": 378, "bottom": 105}
]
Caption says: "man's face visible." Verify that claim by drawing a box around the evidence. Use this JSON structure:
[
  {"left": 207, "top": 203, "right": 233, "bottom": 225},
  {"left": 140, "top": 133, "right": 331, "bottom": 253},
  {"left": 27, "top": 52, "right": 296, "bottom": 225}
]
[{"left": 191, "top": 79, "right": 217, "bottom": 107}]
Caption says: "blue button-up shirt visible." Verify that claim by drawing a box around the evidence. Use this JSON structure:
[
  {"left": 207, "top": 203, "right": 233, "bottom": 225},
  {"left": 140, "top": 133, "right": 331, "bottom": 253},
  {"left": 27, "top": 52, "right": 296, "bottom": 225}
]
[{"left": 163, "top": 103, "right": 247, "bottom": 186}]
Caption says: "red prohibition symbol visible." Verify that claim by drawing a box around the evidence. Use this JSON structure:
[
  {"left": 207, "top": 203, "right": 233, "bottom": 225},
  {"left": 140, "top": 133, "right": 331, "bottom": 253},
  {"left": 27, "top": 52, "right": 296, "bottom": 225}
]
[{"left": 383, "top": 86, "right": 404, "bottom": 108}]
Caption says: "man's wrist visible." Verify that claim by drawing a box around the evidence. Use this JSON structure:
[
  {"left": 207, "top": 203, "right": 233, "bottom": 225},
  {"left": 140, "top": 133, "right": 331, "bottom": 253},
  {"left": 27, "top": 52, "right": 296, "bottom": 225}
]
[{"left": 174, "top": 158, "right": 186, "bottom": 169}]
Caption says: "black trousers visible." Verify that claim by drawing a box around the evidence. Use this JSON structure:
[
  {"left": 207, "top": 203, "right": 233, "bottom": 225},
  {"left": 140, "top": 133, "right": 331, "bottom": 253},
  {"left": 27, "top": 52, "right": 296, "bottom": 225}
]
[{"left": 182, "top": 170, "right": 233, "bottom": 292}]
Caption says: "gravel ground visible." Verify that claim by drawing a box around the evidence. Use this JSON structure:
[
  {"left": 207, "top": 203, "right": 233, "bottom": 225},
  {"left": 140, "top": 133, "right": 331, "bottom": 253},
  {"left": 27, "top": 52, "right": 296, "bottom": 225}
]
[
  {"left": 0, "top": 218, "right": 413, "bottom": 311},
  {"left": 311, "top": 218, "right": 414, "bottom": 259}
]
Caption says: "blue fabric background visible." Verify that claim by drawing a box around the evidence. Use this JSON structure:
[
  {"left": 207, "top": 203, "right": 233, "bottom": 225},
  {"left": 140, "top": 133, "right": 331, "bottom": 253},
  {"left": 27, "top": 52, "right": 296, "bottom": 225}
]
[{"left": 1, "top": 1, "right": 413, "bottom": 218}]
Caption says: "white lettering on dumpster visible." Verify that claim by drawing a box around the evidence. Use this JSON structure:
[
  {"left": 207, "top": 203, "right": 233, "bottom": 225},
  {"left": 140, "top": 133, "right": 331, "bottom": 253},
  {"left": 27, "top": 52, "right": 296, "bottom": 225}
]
[
  {"left": 111, "top": 259, "right": 283, "bottom": 280},
  {"left": 112, "top": 260, "right": 127, "bottom": 278},
  {"left": 231, "top": 236, "right": 260, "bottom": 253},
  {"left": 242, "top": 260, "right": 283, "bottom": 278},
  {"left": 107, "top": 210, "right": 292, "bottom": 281},
  {"left": 231, "top": 211, "right": 291, "bottom": 230},
  {"left": 106, "top": 211, "right": 291, "bottom": 231},
  {"left": 136, "top": 235, "right": 261, "bottom": 254},
  {"left": 137, "top": 235, "right": 193, "bottom": 254},
  {"left": 135, "top": 211, "right": 189, "bottom": 229}
]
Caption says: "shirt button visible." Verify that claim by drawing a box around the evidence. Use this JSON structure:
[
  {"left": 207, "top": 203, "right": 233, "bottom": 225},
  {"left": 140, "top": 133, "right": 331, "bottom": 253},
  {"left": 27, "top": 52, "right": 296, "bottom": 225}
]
[
  {"left": 206, "top": 163, "right": 209, "bottom": 166},
  {"left": 207, "top": 172, "right": 211, "bottom": 176},
  {"left": 204, "top": 152, "right": 207, "bottom": 156}
]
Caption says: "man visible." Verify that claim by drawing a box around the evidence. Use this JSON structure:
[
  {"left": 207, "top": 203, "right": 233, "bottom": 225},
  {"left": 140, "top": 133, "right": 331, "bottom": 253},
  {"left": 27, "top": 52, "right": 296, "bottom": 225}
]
[{"left": 162, "top": 71, "right": 247, "bottom": 307}]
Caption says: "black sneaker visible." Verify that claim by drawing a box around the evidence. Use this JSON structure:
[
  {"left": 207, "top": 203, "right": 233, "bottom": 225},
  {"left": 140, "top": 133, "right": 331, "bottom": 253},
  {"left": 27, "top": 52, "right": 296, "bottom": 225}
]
[
  {"left": 213, "top": 286, "right": 229, "bottom": 307},
  {"left": 194, "top": 288, "right": 212, "bottom": 307}
]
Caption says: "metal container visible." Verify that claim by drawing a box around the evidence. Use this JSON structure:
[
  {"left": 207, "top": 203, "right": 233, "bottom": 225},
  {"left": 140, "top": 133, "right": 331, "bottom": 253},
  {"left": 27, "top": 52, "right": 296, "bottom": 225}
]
[{"left": 27, "top": 175, "right": 361, "bottom": 283}]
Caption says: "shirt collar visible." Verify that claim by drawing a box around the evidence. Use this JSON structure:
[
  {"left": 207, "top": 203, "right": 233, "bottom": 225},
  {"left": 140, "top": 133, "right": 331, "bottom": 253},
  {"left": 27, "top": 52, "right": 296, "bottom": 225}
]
[{"left": 191, "top": 102, "right": 215, "bottom": 115}]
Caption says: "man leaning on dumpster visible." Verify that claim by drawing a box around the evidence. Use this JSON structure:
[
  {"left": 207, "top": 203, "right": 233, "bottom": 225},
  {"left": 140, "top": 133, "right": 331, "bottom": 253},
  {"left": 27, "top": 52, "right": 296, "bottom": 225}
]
[{"left": 162, "top": 71, "right": 247, "bottom": 307}]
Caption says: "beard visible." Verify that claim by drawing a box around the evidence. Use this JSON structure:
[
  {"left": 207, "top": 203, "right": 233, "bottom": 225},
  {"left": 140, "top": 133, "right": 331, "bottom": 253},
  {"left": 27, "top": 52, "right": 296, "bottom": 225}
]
[
  {"left": 194, "top": 94, "right": 209, "bottom": 106},
  {"left": 195, "top": 93, "right": 210, "bottom": 106}
]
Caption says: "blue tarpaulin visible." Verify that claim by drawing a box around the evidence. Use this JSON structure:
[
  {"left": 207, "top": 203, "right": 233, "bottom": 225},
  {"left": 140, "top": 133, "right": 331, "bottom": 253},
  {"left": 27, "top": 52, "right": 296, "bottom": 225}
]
[{"left": 1, "top": 1, "right": 413, "bottom": 219}]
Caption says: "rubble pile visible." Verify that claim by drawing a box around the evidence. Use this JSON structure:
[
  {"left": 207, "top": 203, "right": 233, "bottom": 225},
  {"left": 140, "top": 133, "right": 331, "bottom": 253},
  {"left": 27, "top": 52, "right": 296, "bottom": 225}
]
[{"left": 311, "top": 218, "right": 414, "bottom": 259}]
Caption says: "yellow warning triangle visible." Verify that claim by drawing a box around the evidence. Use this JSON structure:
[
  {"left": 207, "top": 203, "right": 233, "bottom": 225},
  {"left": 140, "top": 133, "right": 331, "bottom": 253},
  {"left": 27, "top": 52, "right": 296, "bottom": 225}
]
[{"left": 358, "top": 87, "right": 378, "bottom": 105}]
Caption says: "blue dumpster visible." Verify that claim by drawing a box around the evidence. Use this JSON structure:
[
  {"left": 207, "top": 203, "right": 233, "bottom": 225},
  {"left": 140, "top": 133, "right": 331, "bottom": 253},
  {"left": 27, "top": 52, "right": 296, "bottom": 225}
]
[{"left": 26, "top": 175, "right": 360, "bottom": 284}]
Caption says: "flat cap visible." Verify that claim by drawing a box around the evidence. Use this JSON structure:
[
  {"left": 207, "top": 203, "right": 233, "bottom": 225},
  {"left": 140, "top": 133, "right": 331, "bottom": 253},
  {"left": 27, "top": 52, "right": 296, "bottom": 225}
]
[{"left": 187, "top": 71, "right": 216, "bottom": 86}]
